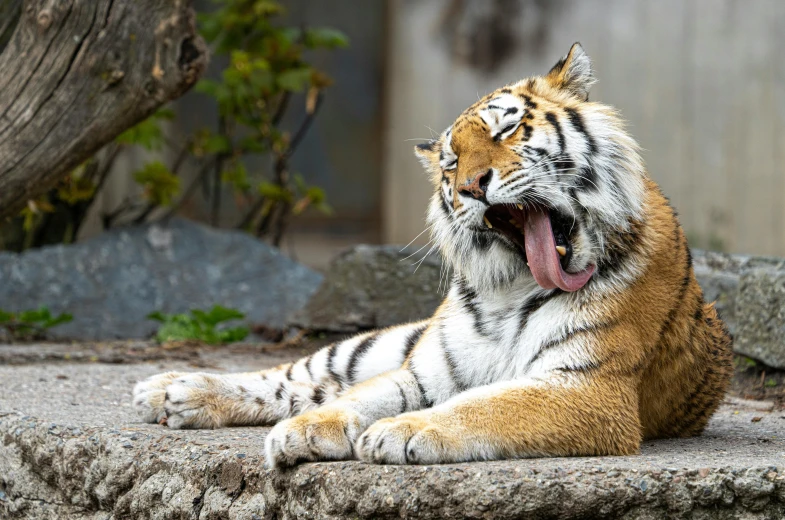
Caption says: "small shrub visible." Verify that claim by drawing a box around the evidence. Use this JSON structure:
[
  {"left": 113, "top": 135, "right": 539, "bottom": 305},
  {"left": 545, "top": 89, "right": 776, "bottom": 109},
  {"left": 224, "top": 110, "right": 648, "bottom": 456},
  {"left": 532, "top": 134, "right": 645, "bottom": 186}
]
[
  {"left": 0, "top": 307, "right": 73, "bottom": 341},
  {"left": 734, "top": 356, "right": 758, "bottom": 370},
  {"left": 148, "top": 305, "right": 249, "bottom": 344}
]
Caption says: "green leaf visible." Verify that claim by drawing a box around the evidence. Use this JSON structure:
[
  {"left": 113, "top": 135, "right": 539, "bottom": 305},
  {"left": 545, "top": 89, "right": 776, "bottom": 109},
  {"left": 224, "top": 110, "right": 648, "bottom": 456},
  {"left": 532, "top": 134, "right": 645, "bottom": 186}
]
[
  {"left": 0, "top": 306, "right": 72, "bottom": 339},
  {"left": 248, "top": 68, "right": 274, "bottom": 92},
  {"left": 205, "top": 134, "right": 232, "bottom": 155},
  {"left": 155, "top": 314, "right": 202, "bottom": 343},
  {"left": 315, "top": 201, "right": 333, "bottom": 215},
  {"left": 258, "top": 181, "right": 292, "bottom": 202},
  {"left": 115, "top": 109, "right": 173, "bottom": 150},
  {"left": 292, "top": 173, "right": 307, "bottom": 192},
  {"left": 19, "top": 307, "right": 51, "bottom": 323},
  {"left": 222, "top": 161, "right": 251, "bottom": 192},
  {"left": 155, "top": 108, "right": 176, "bottom": 120},
  {"left": 133, "top": 162, "right": 180, "bottom": 206},
  {"left": 57, "top": 175, "right": 96, "bottom": 205},
  {"left": 304, "top": 28, "right": 349, "bottom": 49},
  {"left": 190, "top": 309, "right": 210, "bottom": 324},
  {"left": 147, "top": 311, "right": 167, "bottom": 322},
  {"left": 197, "top": 13, "right": 222, "bottom": 43},
  {"left": 253, "top": 0, "right": 284, "bottom": 17},
  {"left": 200, "top": 305, "right": 245, "bottom": 326},
  {"left": 305, "top": 185, "right": 326, "bottom": 205},
  {"left": 276, "top": 67, "right": 312, "bottom": 92},
  {"left": 277, "top": 27, "right": 301, "bottom": 45},
  {"left": 218, "top": 326, "right": 249, "bottom": 343},
  {"left": 12, "top": 324, "right": 39, "bottom": 339},
  {"left": 195, "top": 78, "right": 221, "bottom": 97},
  {"left": 42, "top": 313, "right": 72, "bottom": 328},
  {"left": 148, "top": 306, "right": 248, "bottom": 345}
]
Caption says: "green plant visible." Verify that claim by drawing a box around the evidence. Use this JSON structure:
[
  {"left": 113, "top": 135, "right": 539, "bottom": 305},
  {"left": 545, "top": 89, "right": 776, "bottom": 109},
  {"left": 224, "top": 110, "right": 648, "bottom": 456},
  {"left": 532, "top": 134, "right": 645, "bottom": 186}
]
[
  {"left": 734, "top": 356, "right": 759, "bottom": 370},
  {"left": 0, "top": 307, "right": 73, "bottom": 341},
  {"left": 148, "top": 305, "right": 250, "bottom": 344},
  {"left": 193, "top": 0, "right": 344, "bottom": 243}
]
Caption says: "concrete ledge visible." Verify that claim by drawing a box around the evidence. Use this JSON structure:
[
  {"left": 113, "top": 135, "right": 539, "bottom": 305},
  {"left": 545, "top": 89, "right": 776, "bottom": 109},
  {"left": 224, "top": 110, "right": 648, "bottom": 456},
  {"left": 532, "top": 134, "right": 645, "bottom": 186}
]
[
  {"left": 1, "top": 353, "right": 784, "bottom": 519},
  {"left": 2, "top": 411, "right": 784, "bottom": 519}
]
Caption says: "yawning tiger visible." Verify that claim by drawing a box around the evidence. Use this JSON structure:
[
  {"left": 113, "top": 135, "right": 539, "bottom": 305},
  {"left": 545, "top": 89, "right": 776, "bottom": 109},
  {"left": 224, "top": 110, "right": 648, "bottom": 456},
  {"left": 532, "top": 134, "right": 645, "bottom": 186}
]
[{"left": 133, "top": 43, "right": 733, "bottom": 467}]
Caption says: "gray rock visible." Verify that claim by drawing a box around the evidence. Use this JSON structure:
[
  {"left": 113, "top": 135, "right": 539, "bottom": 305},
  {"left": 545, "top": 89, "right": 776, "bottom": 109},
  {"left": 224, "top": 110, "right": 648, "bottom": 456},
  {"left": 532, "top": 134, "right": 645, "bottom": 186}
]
[
  {"left": 294, "top": 246, "right": 785, "bottom": 369},
  {"left": 693, "top": 250, "right": 785, "bottom": 369},
  {"left": 291, "top": 245, "right": 443, "bottom": 332},
  {"left": 0, "top": 219, "right": 322, "bottom": 340}
]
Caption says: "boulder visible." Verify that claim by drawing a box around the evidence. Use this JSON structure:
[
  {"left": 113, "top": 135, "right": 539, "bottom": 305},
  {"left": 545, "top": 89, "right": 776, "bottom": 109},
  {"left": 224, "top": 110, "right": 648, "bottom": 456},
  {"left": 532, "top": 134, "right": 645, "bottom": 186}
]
[
  {"left": 693, "top": 250, "right": 785, "bottom": 369},
  {"left": 0, "top": 219, "right": 322, "bottom": 340},
  {"left": 290, "top": 245, "right": 443, "bottom": 332}
]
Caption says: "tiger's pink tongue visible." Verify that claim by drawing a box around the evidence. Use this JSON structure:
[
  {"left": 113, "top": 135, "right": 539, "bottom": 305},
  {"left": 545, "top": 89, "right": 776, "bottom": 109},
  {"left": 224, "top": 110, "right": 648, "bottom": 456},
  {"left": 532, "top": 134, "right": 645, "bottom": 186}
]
[{"left": 522, "top": 209, "right": 595, "bottom": 292}]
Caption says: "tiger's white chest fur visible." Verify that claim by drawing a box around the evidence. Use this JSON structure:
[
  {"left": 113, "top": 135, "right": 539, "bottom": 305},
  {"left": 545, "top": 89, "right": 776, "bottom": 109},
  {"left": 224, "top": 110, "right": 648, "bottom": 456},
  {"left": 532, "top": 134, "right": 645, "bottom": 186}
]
[{"left": 409, "top": 276, "right": 593, "bottom": 405}]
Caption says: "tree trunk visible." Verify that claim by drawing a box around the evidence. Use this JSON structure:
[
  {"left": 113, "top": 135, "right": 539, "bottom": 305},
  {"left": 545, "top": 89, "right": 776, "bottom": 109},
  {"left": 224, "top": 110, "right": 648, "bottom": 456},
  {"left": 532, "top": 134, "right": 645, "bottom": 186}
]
[{"left": 0, "top": 0, "right": 207, "bottom": 220}]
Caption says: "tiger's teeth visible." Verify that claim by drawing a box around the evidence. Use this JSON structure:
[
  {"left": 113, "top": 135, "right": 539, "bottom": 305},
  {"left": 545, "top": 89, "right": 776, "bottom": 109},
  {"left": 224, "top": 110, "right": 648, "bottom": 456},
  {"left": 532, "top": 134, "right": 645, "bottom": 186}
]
[
  {"left": 516, "top": 203, "right": 524, "bottom": 210},
  {"left": 484, "top": 216, "right": 493, "bottom": 229},
  {"left": 556, "top": 245, "right": 567, "bottom": 257},
  {"left": 508, "top": 219, "right": 516, "bottom": 224}
]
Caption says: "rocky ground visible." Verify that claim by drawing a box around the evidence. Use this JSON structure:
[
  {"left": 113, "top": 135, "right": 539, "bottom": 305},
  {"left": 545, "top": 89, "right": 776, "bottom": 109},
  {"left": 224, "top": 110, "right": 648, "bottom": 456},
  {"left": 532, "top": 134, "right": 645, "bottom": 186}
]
[
  {"left": 1, "top": 341, "right": 784, "bottom": 520},
  {"left": 3, "top": 239, "right": 785, "bottom": 518}
]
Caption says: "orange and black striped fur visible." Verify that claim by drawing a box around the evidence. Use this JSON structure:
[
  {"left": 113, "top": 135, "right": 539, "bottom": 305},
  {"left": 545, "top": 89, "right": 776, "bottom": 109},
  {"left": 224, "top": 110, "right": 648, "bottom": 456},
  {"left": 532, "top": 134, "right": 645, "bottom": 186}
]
[{"left": 133, "top": 43, "right": 732, "bottom": 466}]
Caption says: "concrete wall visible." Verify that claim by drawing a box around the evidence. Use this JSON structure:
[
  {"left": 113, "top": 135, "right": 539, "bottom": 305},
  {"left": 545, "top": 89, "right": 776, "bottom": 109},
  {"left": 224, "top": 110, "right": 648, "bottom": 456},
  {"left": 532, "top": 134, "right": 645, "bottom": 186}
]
[{"left": 382, "top": 0, "right": 785, "bottom": 256}]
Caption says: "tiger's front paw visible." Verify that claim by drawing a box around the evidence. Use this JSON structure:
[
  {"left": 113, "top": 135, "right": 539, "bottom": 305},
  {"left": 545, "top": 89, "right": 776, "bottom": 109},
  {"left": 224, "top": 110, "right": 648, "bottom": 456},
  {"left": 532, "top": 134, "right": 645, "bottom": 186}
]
[
  {"left": 264, "top": 407, "right": 363, "bottom": 468},
  {"left": 133, "top": 372, "right": 225, "bottom": 429},
  {"left": 132, "top": 371, "right": 184, "bottom": 424},
  {"left": 356, "top": 412, "right": 452, "bottom": 465}
]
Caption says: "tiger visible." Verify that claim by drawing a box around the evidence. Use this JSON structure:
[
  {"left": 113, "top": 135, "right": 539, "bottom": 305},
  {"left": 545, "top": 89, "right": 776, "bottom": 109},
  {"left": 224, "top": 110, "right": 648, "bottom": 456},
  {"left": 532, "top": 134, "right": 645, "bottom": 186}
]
[{"left": 132, "top": 43, "right": 733, "bottom": 468}]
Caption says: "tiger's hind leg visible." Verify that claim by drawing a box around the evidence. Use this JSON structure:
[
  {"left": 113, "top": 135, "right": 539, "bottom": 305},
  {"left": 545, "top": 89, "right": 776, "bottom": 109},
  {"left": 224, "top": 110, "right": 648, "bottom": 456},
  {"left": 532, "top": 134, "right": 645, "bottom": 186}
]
[
  {"left": 666, "top": 303, "right": 734, "bottom": 438},
  {"left": 132, "top": 321, "right": 429, "bottom": 429}
]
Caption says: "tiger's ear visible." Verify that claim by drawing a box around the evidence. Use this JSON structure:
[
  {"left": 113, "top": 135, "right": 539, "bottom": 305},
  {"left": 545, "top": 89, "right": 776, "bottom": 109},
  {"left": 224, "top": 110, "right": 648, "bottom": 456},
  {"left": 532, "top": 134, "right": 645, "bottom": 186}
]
[
  {"left": 413, "top": 140, "right": 439, "bottom": 168},
  {"left": 545, "top": 42, "right": 595, "bottom": 101}
]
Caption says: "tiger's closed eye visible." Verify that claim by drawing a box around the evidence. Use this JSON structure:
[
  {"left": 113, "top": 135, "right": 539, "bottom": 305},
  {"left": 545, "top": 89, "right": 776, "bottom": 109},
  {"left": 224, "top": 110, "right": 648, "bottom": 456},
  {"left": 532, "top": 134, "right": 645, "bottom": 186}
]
[{"left": 494, "top": 123, "right": 518, "bottom": 142}]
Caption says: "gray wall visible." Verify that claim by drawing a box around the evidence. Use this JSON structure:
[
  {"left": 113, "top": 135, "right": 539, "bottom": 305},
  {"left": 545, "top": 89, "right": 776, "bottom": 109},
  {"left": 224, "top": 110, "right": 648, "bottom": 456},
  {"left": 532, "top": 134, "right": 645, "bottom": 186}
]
[{"left": 383, "top": 0, "right": 785, "bottom": 256}]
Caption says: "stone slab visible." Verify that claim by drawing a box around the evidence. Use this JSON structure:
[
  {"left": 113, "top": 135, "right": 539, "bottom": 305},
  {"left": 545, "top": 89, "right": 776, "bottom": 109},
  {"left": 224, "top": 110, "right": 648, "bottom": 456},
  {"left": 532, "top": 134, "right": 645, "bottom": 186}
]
[{"left": 1, "top": 348, "right": 784, "bottom": 519}]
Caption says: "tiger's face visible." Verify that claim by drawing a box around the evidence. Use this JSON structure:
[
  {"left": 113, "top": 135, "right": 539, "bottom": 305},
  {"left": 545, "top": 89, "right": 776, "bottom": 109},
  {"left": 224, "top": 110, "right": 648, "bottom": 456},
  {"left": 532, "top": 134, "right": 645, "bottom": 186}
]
[{"left": 415, "top": 43, "right": 646, "bottom": 292}]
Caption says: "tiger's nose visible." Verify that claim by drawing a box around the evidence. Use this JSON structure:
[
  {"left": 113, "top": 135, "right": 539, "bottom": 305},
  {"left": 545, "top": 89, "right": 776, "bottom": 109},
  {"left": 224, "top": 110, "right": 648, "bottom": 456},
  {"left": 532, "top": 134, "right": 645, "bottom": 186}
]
[{"left": 457, "top": 169, "right": 492, "bottom": 201}]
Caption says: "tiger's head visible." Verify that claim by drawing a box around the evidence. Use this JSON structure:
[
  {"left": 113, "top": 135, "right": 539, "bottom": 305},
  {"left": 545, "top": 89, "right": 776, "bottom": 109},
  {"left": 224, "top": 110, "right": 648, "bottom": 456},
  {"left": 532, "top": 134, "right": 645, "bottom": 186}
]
[{"left": 415, "top": 43, "right": 647, "bottom": 292}]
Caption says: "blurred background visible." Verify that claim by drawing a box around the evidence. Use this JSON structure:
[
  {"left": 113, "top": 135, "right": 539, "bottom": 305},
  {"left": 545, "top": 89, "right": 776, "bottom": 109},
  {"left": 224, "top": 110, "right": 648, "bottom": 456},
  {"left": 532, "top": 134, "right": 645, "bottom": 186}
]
[{"left": 4, "top": 0, "right": 785, "bottom": 270}]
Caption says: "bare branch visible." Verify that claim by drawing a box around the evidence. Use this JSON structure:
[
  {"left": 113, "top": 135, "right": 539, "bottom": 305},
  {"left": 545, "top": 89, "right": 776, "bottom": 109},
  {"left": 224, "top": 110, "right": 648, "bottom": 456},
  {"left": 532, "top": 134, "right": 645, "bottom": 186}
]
[
  {"left": 161, "top": 156, "right": 218, "bottom": 222},
  {"left": 283, "top": 91, "right": 324, "bottom": 161}
]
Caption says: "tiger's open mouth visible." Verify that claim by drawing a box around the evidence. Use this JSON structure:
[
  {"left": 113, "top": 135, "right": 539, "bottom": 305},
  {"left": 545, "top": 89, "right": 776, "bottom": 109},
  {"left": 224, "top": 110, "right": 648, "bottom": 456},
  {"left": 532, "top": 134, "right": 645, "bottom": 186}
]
[{"left": 482, "top": 204, "right": 595, "bottom": 292}]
